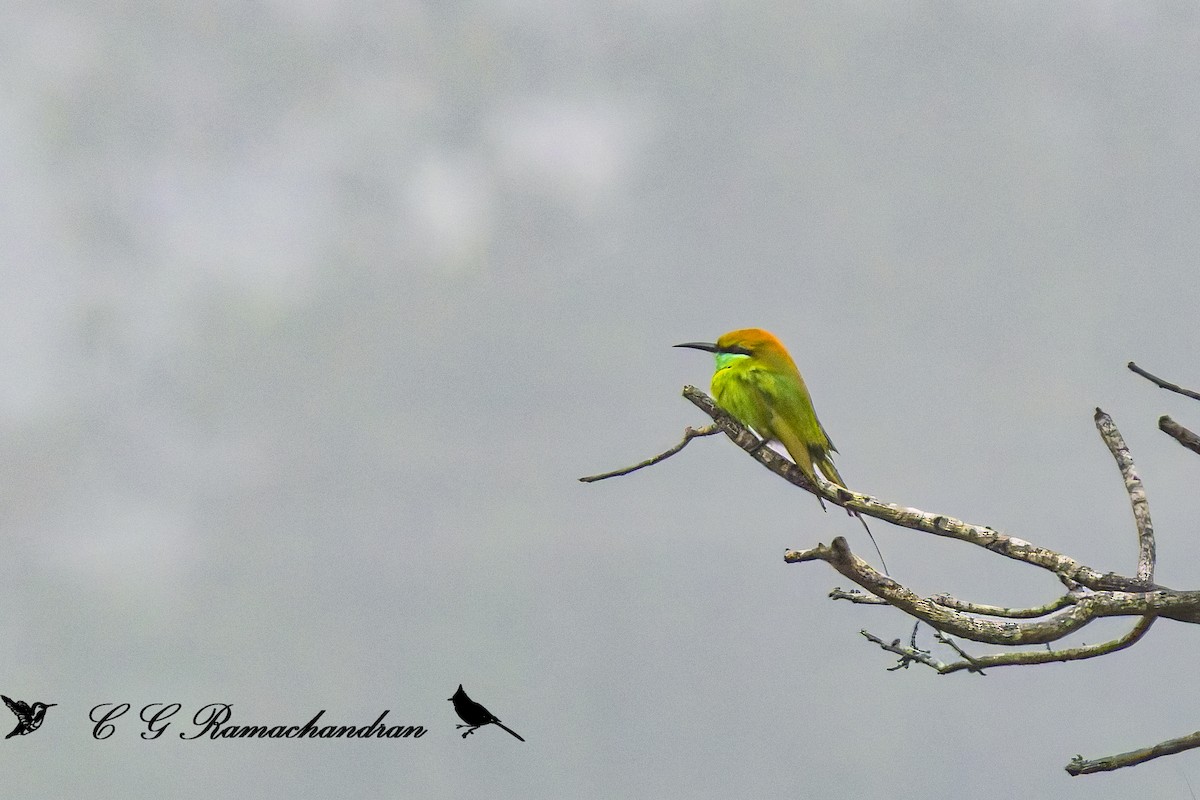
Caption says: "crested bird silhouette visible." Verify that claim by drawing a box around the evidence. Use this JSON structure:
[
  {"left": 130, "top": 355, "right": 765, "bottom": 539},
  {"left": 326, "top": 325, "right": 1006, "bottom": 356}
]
[
  {"left": 2, "top": 695, "right": 56, "bottom": 738},
  {"left": 449, "top": 685, "right": 525, "bottom": 741},
  {"left": 676, "top": 327, "right": 889, "bottom": 574}
]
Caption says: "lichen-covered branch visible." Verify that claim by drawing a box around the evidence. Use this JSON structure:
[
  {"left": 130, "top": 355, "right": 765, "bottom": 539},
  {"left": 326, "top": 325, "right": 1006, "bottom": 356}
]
[
  {"left": 1094, "top": 408, "right": 1155, "bottom": 582},
  {"left": 859, "top": 628, "right": 953, "bottom": 673},
  {"left": 829, "top": 588, "right": 889, "bottom": 605},
  {"left": 861, "top": 614, "right": 1155, "bottom": 676},
  {"left": 932, "top": 614, "right": 1156, "bottom": 675},
  {"left": 786, "top": 538, "right": 1194, "bottom": 644},
  {"left": 682, "top": 386, "right": 1159, "bottom": 593},
  {"left": 1067, "top": 725, "right": 1200, "bottom": 775},
  {"left": 930, "top": 629, "right": 988, "bottom": 673},
  {"left": 588, "top": 380, "right": 1200, "bottom": 774},
  {"left": 930, "top": 593, "right": 1076, "bottom": 619}
]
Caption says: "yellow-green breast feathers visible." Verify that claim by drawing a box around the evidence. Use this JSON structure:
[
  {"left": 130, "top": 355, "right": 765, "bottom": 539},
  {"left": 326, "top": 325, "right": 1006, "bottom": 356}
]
[
  {"left": 678, "top": 328, "right": 840, "bottom": 489},
  {"left": 675, "top": 327, "right": 889, "bottom": 575}
]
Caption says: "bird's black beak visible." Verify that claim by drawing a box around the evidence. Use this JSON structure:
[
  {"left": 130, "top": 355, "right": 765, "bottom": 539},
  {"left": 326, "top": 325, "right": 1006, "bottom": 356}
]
[
  {"left": 674, "top": 341, "right": 719, "bottom": 352},
  {"left": 45, "top": 704, "right": 56, "bottom": 708}
]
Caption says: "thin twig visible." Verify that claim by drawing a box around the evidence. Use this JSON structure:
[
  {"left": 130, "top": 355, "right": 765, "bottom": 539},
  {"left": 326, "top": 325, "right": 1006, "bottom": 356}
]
[
  {"left": 1094, "top": 408, "right": 1155, "bottom": 583},
  {"left": 1160, "top": 415, "right": 1200, "bottom": 456},
  {"left": 932, "top": 630, "right": 987, "bottom": 674},
  {"left": 579, "top": 424, "right": 720, "bottom": 482},
  {"left": 1128, "top": 362, "right": 1200, "bottom": 402},
  {"left": 859, "top": 629, "right": 946, "bottom": 672}
]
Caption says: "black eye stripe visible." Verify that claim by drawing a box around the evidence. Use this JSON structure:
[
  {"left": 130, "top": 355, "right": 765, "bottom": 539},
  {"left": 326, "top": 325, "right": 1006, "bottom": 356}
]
[{"left": 722, "top": 345, "right": 753, "bottom": 356}]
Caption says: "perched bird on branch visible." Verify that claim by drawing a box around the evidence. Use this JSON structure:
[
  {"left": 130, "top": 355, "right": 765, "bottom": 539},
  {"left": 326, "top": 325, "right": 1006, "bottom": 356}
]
[
  {"left": 675, "top": 327, "right": 888, "bottom": 573},
  {"left": 449, "top": 685, "right": 525, "bottom": 741}
]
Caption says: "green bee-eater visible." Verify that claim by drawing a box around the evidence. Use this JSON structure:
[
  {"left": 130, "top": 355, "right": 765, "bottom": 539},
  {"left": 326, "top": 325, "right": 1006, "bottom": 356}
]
[{"left": 676, "top": 327, "right": 887, "bottom": 572}]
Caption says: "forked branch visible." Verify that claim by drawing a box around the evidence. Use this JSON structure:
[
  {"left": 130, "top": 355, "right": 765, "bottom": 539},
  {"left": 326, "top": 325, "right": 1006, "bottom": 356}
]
[{"left": 582, "top": 368, "right": 1200, "bottom": 774}]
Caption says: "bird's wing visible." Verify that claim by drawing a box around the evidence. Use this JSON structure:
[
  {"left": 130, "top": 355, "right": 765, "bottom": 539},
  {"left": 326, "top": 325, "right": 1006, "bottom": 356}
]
[
  {"left": 734, "top": 377, "right": 816, "bottom": 485},
  {"left": 1, "top": 696, "right": 21, "bottom": 715},
  {"left": 757, "top": 368, "right": 829, "bottom": 452},
  {"left": 819, "top": 422, "right": 837, "bottom": 453}
]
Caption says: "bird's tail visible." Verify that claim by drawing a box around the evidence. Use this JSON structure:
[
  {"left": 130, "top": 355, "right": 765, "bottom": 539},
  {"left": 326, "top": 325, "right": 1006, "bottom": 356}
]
[
  {"left": 855, "top": 512, "right": 889, "bottom": 576},
  {"left": 815, "top": 454, "right": 889, "bottom": 575},
  {"left": 494, "top": 721, "right": 525, "bottom": 742}
]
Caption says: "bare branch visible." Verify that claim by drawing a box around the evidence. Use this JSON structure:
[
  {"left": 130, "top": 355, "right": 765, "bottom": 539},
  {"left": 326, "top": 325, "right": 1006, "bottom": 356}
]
[
  {"left": 608, "top": 382, "right": 1200, "bottom": 773},
  {"left": 859, "top": 628, "right": 950, "bottom": 673},
  {"left": 1159, "top": 415, "right": 1200, "bottom": 456},
  {"left": 678, "top": 385, "right": 820, "bottom": 485},
  {"left": 786, "top": 538, "right": 1077, "bottom": 645},
  {"left": 930, "top": 593, "right": 1076, "bottom": 619},
  {"left": 1094, "top": 408, "right": 1155, "bottom": 582},
  {"left": 829, "top": 587, "right": 889, "bottom": 605},
  {"left": 934, "top": 614, "right": 1156, "bottom": 675},
  {"left": 1128, "top": 361, "right": 1200, "bottom": 402},
  {"left": 786, "top": 538, "right": 1192, "bottom": 643},
  {"left": 931, "top": 629, "right": 988, "bottom": 674},
  {"left": 584, "top": 369, "right": 1200, "bottom": 772},
  {"left": 682, "top": 386, "right": 1155, "bottom": 593},
  {"left": 861, "top": 610, "right": 1155, "bottom": 676},
  {"left": 579, "top": 424, "right": 720, "bottom": 482},
  {"left": 1067, "top": 719, "right": 1200, "bottom": 775}
]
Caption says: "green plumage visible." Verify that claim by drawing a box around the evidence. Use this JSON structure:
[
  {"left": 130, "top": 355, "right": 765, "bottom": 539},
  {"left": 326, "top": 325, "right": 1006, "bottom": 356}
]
[
  {"left": 675, "top": 327, "right": 889, "bottom": 574},
  {"left": 708, "top": 330, "right": 838, "bottom": 491}
]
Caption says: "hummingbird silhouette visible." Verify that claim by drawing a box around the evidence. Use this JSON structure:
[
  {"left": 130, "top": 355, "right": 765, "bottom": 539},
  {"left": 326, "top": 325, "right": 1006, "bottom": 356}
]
[
  {"left": 448, "top": 685, "right": 524, "bottom": 741},
  {"left": 2, "top": 696, "right": 56, "bottom": 739}
]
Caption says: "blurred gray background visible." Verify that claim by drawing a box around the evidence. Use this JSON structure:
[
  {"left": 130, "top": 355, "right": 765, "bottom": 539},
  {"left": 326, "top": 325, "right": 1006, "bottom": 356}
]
[{"left": 3, "top": 2, "right": 1200, "bottom": 797}]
